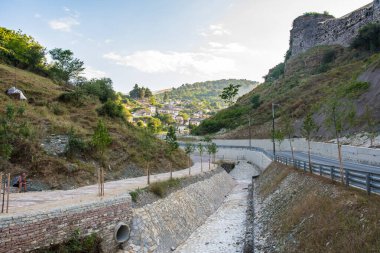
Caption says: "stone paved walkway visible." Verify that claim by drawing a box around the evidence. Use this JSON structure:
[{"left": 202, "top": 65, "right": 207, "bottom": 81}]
[
  {"left": 3, "top": 157, "right": 215, "bottom": 215},
  {"left": 174, "top": 161, "right": 259, "bottom": 253}
]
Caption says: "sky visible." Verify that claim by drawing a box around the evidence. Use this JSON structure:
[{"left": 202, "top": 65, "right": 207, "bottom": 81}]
[{"left": 0, "top": 0, "right": 372, "bottom": 93}]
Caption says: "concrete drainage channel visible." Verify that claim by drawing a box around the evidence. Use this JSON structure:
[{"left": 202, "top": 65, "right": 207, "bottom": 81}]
[{"left": 121, "top": 162, "right": 260, "bottom": 253}]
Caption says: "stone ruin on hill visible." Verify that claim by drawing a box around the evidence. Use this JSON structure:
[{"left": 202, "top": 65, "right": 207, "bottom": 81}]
[{"left": 289, "top": 0, "right": 380, "bottom": 57}]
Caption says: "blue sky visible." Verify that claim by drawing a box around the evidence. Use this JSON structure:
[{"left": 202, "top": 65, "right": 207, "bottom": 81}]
[{"left": 0, "top": 0, "right": 372, "bottom": 93}]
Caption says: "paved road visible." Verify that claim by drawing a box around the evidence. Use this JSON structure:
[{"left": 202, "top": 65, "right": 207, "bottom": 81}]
[
  {"left": 3, "top": 157, "right": 215, "bottom": 215},
  {"left": 277, "top": 150, "right": 380, "bottom": 173}
]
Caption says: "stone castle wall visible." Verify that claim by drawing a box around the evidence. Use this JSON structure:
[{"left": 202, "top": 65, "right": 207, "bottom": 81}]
[
  {"left": 0, "top": 195, "right": 132, "bottom": 253},
  {"left": 290, "top": 0, "right": 380, "bottom": 57},
  {"left": 124, "top": 170, "right": 236, "bottom": 253}
]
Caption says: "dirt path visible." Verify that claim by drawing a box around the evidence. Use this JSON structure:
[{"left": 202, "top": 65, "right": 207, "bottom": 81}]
[
  {"left": 174, "top": 161, "right": 259, "bottom": 253},
  {"left": 4, "top": 158, "right": 214, "bottom": 215}
]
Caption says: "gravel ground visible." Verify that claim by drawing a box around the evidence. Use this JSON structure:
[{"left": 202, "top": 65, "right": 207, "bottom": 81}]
[{"left": 174, "top": 161, "right": 259, "bottom": 253}]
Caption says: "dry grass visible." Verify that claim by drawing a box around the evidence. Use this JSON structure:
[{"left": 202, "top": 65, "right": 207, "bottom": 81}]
[
  {"left": 257, "top": 162, "right": 291, "bottom": 198},
  {"left": 0, "top": 63, "right": 188, "bottom": 189},
  {"left": 258, "top": 163, "right": 380, "bottom": 253}
]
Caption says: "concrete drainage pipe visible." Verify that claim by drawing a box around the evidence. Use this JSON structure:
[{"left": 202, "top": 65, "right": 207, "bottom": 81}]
[{"left": 114, "top": 223, "right": 130, "bottom": 243}]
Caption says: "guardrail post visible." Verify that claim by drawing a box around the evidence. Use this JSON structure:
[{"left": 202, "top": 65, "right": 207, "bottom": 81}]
[
  {"left": 366, "top": 173, "right": 371, "bottom": 195},
  {"left": 303, "top": 161, "right": 306, "bottom": 172},
  {"left": 345, "top": 170, "right": 349, "bottom": 187},
  {"left": 330, "top": 167, "right": 334, "bottom": 181},
  {"left": 319, "top": 165, "right": 323, "bottom": 176}
]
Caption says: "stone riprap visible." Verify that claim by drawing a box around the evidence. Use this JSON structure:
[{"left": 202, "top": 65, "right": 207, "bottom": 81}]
[
  {"left": 0, "top": 195, "right": 132, "bottom": 253},
  {"left": 290, "top": 0, "right": 380, "bottom": 57},
  {"left": 174, "top": 161, "right": 260, "bottom": 253},
  {"left": 124, "top": 170, "right": 236, "bottom": 253}
]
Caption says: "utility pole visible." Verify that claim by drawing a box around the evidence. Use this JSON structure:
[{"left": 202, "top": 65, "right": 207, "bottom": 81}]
[{"left": 272, "top": 103, "right": 280, "bottom": 159}]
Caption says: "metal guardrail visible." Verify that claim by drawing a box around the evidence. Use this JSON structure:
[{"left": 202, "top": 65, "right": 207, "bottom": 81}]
[
  {"left": 275, "top": 155, "right": 380, "bottom": 195},
  {"left": 179, "top": 141, "right": 380, "bottom": 195}
]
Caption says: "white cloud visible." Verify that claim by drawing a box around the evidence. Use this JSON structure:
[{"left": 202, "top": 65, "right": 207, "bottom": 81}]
[
  {"left": 105, "top": 39, "right": 113, "bottom": 44},
  {"left": 200, "top": 24, "right": 231, "bottom": 37},
  {"left": 49, "top": 17, "right": 79, "bottom": 32},
  {"left": 34, "top": 13, "right": 41, "bottom": 19},
  {"left": 103, "top": 50, "right": 236, "bottom": 76},
  {"left": 82, "top": 66, "right": 107, "bottom": 79}
]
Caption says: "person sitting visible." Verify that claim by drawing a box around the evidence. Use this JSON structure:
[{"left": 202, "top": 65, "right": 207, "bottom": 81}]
[{"left": 17, "top": 172, "right": 27, "bottom": 193}]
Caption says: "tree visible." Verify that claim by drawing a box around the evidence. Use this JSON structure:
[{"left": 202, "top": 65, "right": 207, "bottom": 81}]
[
  {"left": 165, "top": 126, "right": 179, "bottom": 179},
  {"left": 80, "top": 78, "right": 116, "bottom": 103},
  {"left": 207, "top": 143, "right": 218, "bottom": 167},
  {"left": 163, "top": 92, "right": 169, "bottom": 102},
  {"left": 283, "top": 117, "right": 295, "bottom": 163},
  {"left": 49, "top": 48, "right": 84, "bottom": 85},
  {"left": 147, "top": 117, "right": 162, "bottom": 133},
  {"left": 251, "top": 94, "right": 261, "bottom": 109},
  {"left": 302, "top": 113, "right": 317, "bottom": 173},
  {"left": 323, "top": 98, "right": 355, "bottom": 183},
  {"left": 145, "top": 88, "right": 153, "bottom": 98},
  {"left": 129, "top": 84, "right": 140, "bottom": 99},
  {"left": 273, "top": 129, "right": 285, "bottom": 152},
  {"left": 92, "top": 120, "right": 112, "bottom": 157},
  {"left": 363, "top": 105, "right": 377, "bottom": 147},
  {"left": 197, "top": 143, "right": 204, "bottom": 172},
  {"left": 219, "top": 84, "right": 241, "bottom": 106},
  {"left": 184, "top": 143, "right": 195, "bottom": 175}
]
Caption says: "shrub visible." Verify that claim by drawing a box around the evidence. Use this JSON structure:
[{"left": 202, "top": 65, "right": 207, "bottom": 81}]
[
  {"left": 65, "top": 128, "right": 86, "bottom": 158},
  {"left": 148, "top": 178, "right": 180, "bottom": 198},
  {"left": 129, "top": 191, "right": 139, "bottom": 202},
  {"left": 97, "top": 100, "right": 125, "bottom": 120},
  {"left": 264, "top": 63, "right": 285, "bottom": 82},
  {"left": 351, "top": 23, "right": 380, "bottom": 52},
  {"left": 343, "top": 81, "right": 370, "bottom": 98},
  {"left": 79, "top": 78, "right": 116, "bottom": 103},
  {"left": 251, "top": 94, "right": 261, "bottom": 109},
  {"left": 58, "top": 90, "right": 85, "bottom": 106}
]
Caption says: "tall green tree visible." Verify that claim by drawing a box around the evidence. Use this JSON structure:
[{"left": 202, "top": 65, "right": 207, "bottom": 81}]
[
  {"left": 283, "top": 116, "right": 295, "bottom": 163},
  {"left": 197, "top": 143, "right": 204, "bottom": 172},
  {"left": 302, "top": 113, "right": 317, "bottom": 173},
  {"left": 219, "top": 84, "right": 241, "bottom": 106},
  {"left": 323, "top": 98, "right": 355, "bottom": 183},
  {"left": 363, "top": 105, "right": 377, "bottom": 147},
  {"left": 92, "top": 120, "right": 112, "bottom": 157},
  {"left": 184, "top": 143, "right": 195, "bottom": 175},
  {"left": 165, "top": 126, "right": 179, "bottom": 179},
  {"left": 49, "top": 48, "right": 84, "bottom": 85}
]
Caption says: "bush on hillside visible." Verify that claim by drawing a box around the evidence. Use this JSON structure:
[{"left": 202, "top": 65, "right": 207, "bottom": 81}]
[
  {"left": 58, "top": 90, "right": 85, "bottom": 106},
  {"left": 97, "top": 100, "right": 125, "bottom": 119},
  {"left": 0, "top": 27, "right": 46, "bottom": 73},
  {"left": 79, "top": 78, "right": 116, "bottom": 103},
  {"left": 264, "top": 63, "right": 285, "bottom": 82},
  {"left": 351, "top": 23, "right": 380, "bottom": 52}
]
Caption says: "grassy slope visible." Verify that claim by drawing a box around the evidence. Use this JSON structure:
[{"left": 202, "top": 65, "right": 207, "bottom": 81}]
[
  {"left": 256, "top": 163, "right": 380, "bottom": 253},
  {"left": 194, "top": 46, "right": 380, "bottom": 139},
  {"left": 0, "top": 64, "right": 188, "bottom": 189}
]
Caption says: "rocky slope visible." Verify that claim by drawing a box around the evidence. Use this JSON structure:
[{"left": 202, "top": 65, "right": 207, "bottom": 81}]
[{"left": 253, "top": 163, "right": 380, "bottom": 252}]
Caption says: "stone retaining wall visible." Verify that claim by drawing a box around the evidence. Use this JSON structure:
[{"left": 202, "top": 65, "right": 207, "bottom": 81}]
[
  {"left": 0, "top": 195, "right": 132, "bottom": 253},
  {"left": 124, "top": 171, "right": 235, "bottom": 253}
]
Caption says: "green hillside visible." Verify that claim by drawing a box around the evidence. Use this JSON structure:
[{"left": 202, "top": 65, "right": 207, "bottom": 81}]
[
  {"left": 193, "top": 30, "right": 380, "bottom": 140},
  {"left": 156, "top": 79, "right": 258, "bottom": 112},
  {"left": 0, "top": 27, "right": 188, "bottom": 190}
]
